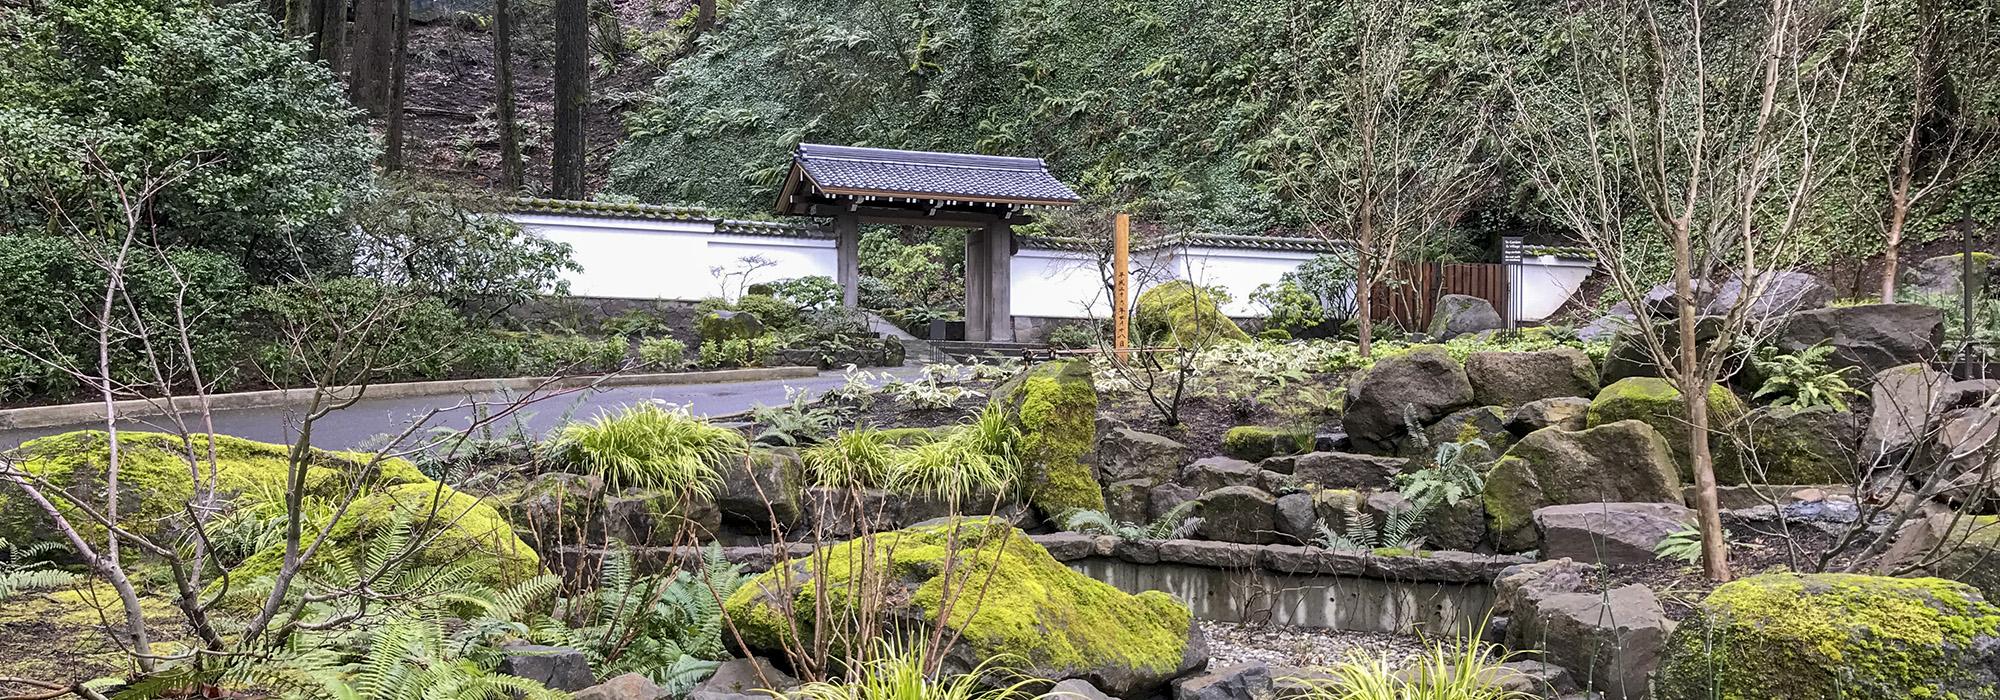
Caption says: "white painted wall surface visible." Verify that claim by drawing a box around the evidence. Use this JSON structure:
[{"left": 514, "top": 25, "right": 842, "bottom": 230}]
[
  {"left": 1512, "top": 257, "right": 1595, "bottom": 322},
  {"left": 512, "top": 211, "right": 1594, "bottom": 322},
  {"left": 1163, "top": 246, "right": 1326, "bottom": 317},
  {"left": 512, "top": 213, "right": 836, "bottom": 301}
]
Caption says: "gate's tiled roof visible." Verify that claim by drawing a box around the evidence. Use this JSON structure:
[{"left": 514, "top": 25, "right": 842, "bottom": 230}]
[{"left": 789, "top": 144, "right": 1082, "bottom": 206}]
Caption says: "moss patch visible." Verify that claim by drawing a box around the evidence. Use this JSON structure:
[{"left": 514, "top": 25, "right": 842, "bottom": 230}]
[
  {"left": 228, "top": 482, "right": 539, "bottom": 589},
  {"left": 994, "top": 361, "right": 1105, "bottom": 518},
  {"left": 724, "top": 518, "right": 1193, "bottom": 683},
  {"left": 1587, "top": 377, "right": 1746, "bottom": 481},
  {"left": 0, "top": 583, "right": 188, "bottom": 686},
  {"left": 0, "top": 431, "right": 428, "bottom": 546},
  {"left": 1656, "top": 573, "right": 2000, "bottom": 700},
  {"left": 1221, "top": 426, "right": 1310, "bottom": 462},
  {"left": 1134, "top": 281, "right": 1249, "bottom": 347},
  {"left": 1, "top": 431, "right": 537, "bottom": 591}
]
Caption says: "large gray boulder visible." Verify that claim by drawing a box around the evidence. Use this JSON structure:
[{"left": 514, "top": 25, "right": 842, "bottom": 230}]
[
  {"left": 1097, "top": 427, "right": 1188, "bottom": 484},
  {"left": 1704, "top": 270, "right": 1833, "bottom": 322},
  {"left": 602, "top": 488, "right": 721, "bottom": 545},
  {"left": 1286, "top": 451, "right": 1410, "bottom": 490},
  {"left": 1484, "top": 421, "right": 1684, "bottom": 552},
  {"left": 1509, "top": 584, "right": 1673, "bottom": 700},
  {"left": 1862, "top": 363, "right": 1951, "bottom": 462},
  {"left": 718, "top": 449, "right": 807, "bottom": 530},
  {"left": 688, "top": 657, "right": 798, "bottom": 700},
  {"left": 1196, "top": 486, "right": 1279, "bottom": 544},
  {"left": 1931, "top": 407, "right": 2000, "bottom": 504},
  {"left": 497, "top": 644, "right": 596, "bottom": 692},
  {"left": 1415, "top": 405, "right": 1514, "bottom": 466},
  {"left": 1105, "top": 479, "right": 1156, "bottom": 524},
  {"left": 1599, "top": 316, "right": 1725, "bottom": 384},
  {"left": 1639, "top": 280, "right": 1719, "bottom": 319},
  {"left": 1183, "top": 456, "right": 1264, "bottom": 493},
  {"left": 1903, "top": 252, "right": 1998, "bottom": 299},
  {"left": 1466, "top": 348, "right": 1601, "bottom": 408},
  {"left": 1173, "top": 663, "right": 1274, "bottom": 700},
  {"left": 1506, "top": 397, "right": 1592, "bottom": 436},
  {"left": 1342, "top": 346, "right": 1475, "bottom": 451},
  {"left": 1427, "top": 294, "right": 1505, "bottom": 340},
  {"left": 574, "top": 673, "right": 667, "bottom": 700},
  {"left": 1533, "top": 502, "right": 1695, "bottom": 566},
  {"left": 1775, "top": 303, "right": 1945, "bottom": 377}
]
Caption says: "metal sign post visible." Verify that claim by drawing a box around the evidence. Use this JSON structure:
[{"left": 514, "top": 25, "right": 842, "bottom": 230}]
[{"left": 1501, "top": 236, "right": 1525, "bottom": 333}]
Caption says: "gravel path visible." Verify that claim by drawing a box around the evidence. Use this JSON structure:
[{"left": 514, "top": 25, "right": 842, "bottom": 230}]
[{"left": 1198, "top": 620, "right": 1427, "bottom": 671}]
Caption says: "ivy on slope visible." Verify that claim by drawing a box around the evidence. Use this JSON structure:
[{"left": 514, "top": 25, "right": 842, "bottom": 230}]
[
  {"left": 612, "top": 0, "right": 2000, "bottom": 265},
  {"left": 610, "top": 0, "right": 1551, "bottom": 234}
]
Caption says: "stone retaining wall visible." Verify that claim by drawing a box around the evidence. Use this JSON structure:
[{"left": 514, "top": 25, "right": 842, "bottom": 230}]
[{"left": 580, "top": 533, "right": 1526, "bottom": 635}]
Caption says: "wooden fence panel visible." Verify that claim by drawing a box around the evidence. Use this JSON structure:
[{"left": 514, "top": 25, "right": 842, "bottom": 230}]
[{"left": 1368, "top": 261, "right": 1510, "bottom": 331}]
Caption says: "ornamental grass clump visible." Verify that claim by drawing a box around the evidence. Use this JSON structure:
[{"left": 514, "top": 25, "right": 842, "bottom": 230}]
[
  {"left": 806, "top": 406, "right": 1020, "bottom": 502},
  {"left": 544, "top": 403, "right": 744, "bottom": 494},
  {"left": 803, "top": 427, "right": 897, "bottom": 488},
  {"left": 1285, "top": 628, "right": 1539, "bottom": 700},
  {"left": 786, "top": 640, "right": 1036, "bottom": 700}
]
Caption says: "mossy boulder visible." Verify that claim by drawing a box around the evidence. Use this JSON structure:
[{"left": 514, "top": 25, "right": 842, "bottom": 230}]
[
  {"left": 1133, "top": 281, "right": 1249, "bottom": 347},
  {"left": 698, "top": 309, "right": 766, "bottom": 341},
  {"left": 1738, "top": 405, "right": 1860, "bottom": 486},
  {"left": 1587, "top": 377, "right": 1746, "bottom": 481},
  {"left": 723, "top": 518, "right": 1205, "bottom": 696},
  {"left": 1882, "top": 513, "right": 2000, "bottom": 603},
  {"left": 230, "top": 482, "right": 540, "bottom": 589},
  {"left": 1220, "top": 426, "right": 1309, "bottom": 462},
  {"left": 994, "top": 360, "right": 1106, "bottom": 518},
  {"left": 0, "top": 431, "right": 536, "bottom": 589},
  {"left": 0, "top": 430, "right": 429, "bottom": 547},
  {"left": 1655, "top": 573, "right": 2000, "bottom": 700},
  {"left": 1904, "top": 251, "right": 1998, "bottom": 299},
  {"left": 1483, "top": 420, "right": 1683, "bottom": 552},
  {"left": 1410, "top": 405, "right": 1513, "bottom": 467}
]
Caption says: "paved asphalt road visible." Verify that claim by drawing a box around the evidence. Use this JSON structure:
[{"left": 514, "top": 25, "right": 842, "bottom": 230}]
[{"left": 0, "top": 367, "right": 921, "bottom": 451}]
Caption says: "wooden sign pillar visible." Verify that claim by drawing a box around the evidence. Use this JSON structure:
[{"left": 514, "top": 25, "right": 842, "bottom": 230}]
[{"left": 1113, "top": 213, "right": 1131, "bottom": 360}]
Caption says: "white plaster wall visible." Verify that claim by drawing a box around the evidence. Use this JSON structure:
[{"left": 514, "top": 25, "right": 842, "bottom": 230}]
[
  {"left": 1010, "top": 248, "right": 1180, "bottom": 319},
  {"left": 1512, "top": 257, "right": 1595, "bottom": 322},
  {"left": 511, "top": 213, "right": 836, "bottom": 301},
  {"left": 1163, "top": 246, "right": 1326, "bottom": 316}
]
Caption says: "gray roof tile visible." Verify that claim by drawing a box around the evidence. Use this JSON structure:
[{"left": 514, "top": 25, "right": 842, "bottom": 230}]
[{"left": 794, "top": 144, "right": 1082, "bottom": 204}]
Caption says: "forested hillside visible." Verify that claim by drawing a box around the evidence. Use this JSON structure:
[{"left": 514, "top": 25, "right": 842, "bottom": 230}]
[{"left": 599, "top": 0, "right": 1998, "bottom": 270}]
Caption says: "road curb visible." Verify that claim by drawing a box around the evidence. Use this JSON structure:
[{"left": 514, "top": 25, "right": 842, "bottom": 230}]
[{"left": 0, "top": 366, "right": 821, "bottom": 431}]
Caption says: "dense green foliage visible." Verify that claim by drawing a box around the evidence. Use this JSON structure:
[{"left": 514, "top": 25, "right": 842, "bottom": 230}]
[
  {"left": 614, "top": 0, "right": 2000, "bottom": 273},
  {"left": 0, "top": 0, "right": 375, "bottom": 281},
  {"left": 0, "top": 234, "right": 250, "bottom": 401}
]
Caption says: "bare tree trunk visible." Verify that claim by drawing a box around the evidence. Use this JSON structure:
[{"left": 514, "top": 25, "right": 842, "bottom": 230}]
[
  {"left": 495, "top": 0, "right": 523, "bottom": 191},
  {"left": 696, "top": 0, "right": 717, "bottom": 34},
  {"left": 552, "top": 0, "right": 589, "bottom": 199},
  {"left": 381, "top": 0, "right": 410, "bottom": 171},
  {"left": 1882, "top": 123, "right": 1918, "bottom": 302},
  {"left": 348, "top": 0, "right": 398, "bottom": 117},
  {"left": 1355, "top": 248, "right": 1374, "bottom": 357},
  {"left": 1674, "top": 220, "right": 1732, "bottom": 582}
]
